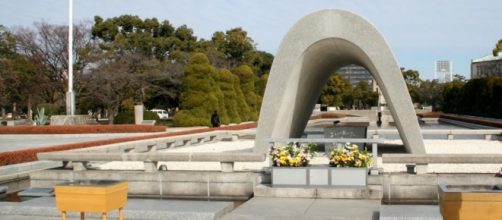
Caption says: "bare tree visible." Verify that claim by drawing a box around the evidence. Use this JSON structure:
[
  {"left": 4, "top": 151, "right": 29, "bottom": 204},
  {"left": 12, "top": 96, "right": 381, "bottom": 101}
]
[
  {"left": 80, "top": 53, "right": 153, "bottom": 124},
  {"left": 13, "top": 22, "right": 93, "bottom": 108}
]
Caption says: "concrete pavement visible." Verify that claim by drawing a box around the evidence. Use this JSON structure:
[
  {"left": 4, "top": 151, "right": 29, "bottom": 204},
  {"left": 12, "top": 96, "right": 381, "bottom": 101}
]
[
  {"left": 221, "top": 197, "right": 380, "bottom": 220},
  {"left": 0, "top": 133, "right": 156, "bottom": 153},
  {"left": 0, "top": 197, "right": 234, "bottom": 220}
]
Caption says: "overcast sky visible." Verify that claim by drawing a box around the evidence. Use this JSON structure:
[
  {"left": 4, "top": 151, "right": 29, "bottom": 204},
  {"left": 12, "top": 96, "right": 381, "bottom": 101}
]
[{"left": 1, "top": 0, "right": 501, "bottom": 79}]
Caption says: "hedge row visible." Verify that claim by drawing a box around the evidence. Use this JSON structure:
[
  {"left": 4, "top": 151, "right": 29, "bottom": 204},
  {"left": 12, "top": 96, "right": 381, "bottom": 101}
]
[
  {"left": 416, "top": 112, "right": 443, "bottom": 118},
  {"left": 0, "top": 125, "right": 166, "bottom": 134},
  {"left": 311, "top": 113, "right": 348, "bottom": 120},
  {"left": 417, "top": 112, "right": 502, "bottom": 128},
  {"left": 441, "top": 113, "right": 502, "bottom": 128},
  {"left": 0, "top": 113, "right": 350, "bottom": 166}
]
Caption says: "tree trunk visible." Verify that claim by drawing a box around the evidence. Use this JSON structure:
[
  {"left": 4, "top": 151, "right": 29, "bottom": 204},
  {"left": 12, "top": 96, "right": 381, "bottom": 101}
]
[{"left": 107, "top": 108, "right": 115, "bottom": 125}]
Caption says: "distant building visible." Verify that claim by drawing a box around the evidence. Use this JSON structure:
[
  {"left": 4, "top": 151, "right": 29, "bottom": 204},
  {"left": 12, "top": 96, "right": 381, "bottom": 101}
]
[
  {"left": 338, "top": 64, "right": 374, "bottom": 87},
  {"left": 338, "top": 64, "right": 386, "bottom": 107},
  {"left": 435, "top": 60, "right": 453, "bottom": 82},
  {"left": 471, "top": 53, "right": 502, "bottom": 79}
]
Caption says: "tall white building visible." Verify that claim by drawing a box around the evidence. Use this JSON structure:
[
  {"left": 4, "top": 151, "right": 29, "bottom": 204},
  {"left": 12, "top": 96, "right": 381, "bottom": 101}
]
[{"left": 435, "top": 60, "right": 453, "bottom": 82}]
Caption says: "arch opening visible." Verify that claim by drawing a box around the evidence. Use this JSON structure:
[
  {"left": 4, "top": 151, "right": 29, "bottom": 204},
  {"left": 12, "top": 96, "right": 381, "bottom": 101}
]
[{"left": 255, "top": 9, "right": 425, "bottom": 154}]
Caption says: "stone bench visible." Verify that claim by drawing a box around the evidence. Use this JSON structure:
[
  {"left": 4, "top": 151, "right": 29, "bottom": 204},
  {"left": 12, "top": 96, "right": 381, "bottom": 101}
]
[
  {"left": 382, "top": 154, "right": 502, "bottom": 174},
  {"left": 140, "top": 120, "right": 156, "bottom": 125},
  {"left": 37, "top": 152, "right": 266, "bottom": 173}
]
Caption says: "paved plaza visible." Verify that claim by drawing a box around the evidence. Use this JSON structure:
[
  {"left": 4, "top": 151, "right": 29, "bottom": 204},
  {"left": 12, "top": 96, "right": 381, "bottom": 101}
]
[
  {"left": 0, "top": 196, "right": 442, "bottom": 220},
  {"left": 0, "top": 133, "right": 154, "bottom": 153}
]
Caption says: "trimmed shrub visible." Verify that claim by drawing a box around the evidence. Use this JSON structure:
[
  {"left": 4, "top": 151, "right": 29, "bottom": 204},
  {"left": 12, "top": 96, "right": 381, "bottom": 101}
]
[
  {"left": 173, "top": 53, "right": 228, "bottom": 127},
  {"left": 216, "top": 69, "right": 242, "bottom": 123},
  {"left": 232, "top": 74, "right": 251, "bottom": 121},
  {"left": 233, "top": 65, "right": 259, "bottom": 120}
]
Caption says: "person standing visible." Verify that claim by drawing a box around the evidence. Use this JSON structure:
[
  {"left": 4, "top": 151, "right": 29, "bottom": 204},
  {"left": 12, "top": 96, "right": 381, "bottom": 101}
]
[{"left": 211, "top": 110, "right": 220, "bottom": 127}]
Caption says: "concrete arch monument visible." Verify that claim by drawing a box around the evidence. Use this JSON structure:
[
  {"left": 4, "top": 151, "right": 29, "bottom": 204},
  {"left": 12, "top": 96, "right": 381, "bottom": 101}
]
[{"left": 255, "top": 9, "right": 425, "bottom": 154}]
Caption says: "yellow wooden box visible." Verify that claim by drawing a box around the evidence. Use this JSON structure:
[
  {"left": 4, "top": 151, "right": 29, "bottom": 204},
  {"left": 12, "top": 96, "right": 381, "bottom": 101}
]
[
  {"left": 55, "top": 181, "right": 128, "bottom": 213},
  {"left": 439, "top": 184, "right": 502, "bottom": 220}
]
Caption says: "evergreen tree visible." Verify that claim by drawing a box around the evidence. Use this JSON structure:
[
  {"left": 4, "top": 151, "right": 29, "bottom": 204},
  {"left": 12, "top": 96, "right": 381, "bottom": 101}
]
[
  {"left": 233, "top": 65, "right": 259, "bottom": 120},
  {"left": 210, "top": 67, "right": 230, "bottom": 124},
  {"left": 232, "top": 74, "right": 251, "bottom": 121},
  {"left": 173, "top": 53, "right": 226, "bottom": 126},
  {"left": 319, "top": 73, "right": 352, "bottom": 108},
  {"left": 216, "top": 69, "right": 242, "bottom": 123},
  {"left": 256, "top": 73, "right": 268, "bottom": 97}
]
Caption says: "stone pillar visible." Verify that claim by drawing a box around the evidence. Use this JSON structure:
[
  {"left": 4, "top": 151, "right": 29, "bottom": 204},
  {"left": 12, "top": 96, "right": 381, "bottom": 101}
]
[
  {"left": 12, "top": 102, "right": 16, "bottom": 119},
  {"left": 221, "top": 162, "right": 234, "bottom": 172},
  {"left": 144, "top": 160, "right": 158, "bottom": 172},
  {"left": 134, "top": 104, "right": 144, "bottom": 125},
  {"left": 73, "top": 162, "right": 88, "bottom": 171}
]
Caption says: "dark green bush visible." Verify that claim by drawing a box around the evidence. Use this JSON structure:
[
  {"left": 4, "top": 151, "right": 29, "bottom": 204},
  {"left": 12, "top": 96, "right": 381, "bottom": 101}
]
[
  {"left": 36, "top": 103, "right": 59, "bottom": 117},
  {"left": 442, "top": 77, "right": 502, "bottom": 119},
  {"left": 114, "top": 111, "right": 160, "bottom": 124}
]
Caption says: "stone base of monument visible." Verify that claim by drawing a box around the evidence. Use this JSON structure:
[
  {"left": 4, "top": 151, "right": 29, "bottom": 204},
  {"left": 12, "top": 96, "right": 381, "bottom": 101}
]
[
  {"left": 271, "top": 166, "right": 368, "bottom": 187},
  {"left": 254, "top": 184, "right": 382, "bottom": 199},
  {"left": 30, "top": 169, "right": 261, "bottom": 200}
]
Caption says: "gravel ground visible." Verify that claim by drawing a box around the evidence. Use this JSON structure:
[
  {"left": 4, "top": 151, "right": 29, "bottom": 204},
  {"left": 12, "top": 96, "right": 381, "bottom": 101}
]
[{"left": 97, "top": 139, "right": 502, "bottom": 173}]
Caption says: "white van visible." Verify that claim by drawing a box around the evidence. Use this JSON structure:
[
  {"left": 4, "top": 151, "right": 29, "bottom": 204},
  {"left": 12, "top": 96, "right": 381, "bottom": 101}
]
[{"left": 150, "top": 109, "right": 169, "bottom": 119}]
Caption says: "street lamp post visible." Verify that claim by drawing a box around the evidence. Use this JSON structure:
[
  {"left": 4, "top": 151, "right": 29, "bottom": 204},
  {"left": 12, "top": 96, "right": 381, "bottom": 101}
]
[{"left": 66, "top": 0, "right": 74, "bottom": 115}]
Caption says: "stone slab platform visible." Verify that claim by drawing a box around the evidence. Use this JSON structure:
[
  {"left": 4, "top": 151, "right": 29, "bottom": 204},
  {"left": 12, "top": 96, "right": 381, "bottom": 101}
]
[
  {"left": 380, "top": 205, "right": 441, "bottom": 220},
  {"left": 0, "top": 197, "right": 234, "bottom": 220},
  {"left": 221, "top": 197, "right": 380, "bottom": 220}
]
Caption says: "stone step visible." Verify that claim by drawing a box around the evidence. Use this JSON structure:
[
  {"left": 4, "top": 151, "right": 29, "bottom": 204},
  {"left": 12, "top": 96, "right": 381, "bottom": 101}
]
[
  {"left": 0, "top": 197, "right": 234, "bottom": 220},
  {"left": 254, "top": 184, "right": 383, "bottom": 199},
  {"left": 380, "top": 205, "right": 442, "bottom": 220}
]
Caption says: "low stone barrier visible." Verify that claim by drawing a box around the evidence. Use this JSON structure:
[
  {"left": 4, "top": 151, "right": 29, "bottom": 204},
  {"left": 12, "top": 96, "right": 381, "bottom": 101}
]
[
  {"left": 50, "top": 115, "right": 93, "bottom": 125},
  {"left": 37, "top": 130, "right": 261, "bottom": 172},
  {"left": 382, "top": 154, "right": 502, "bottom": 174},
  {"left": 368, "top": 129, "right": 502, "bottom": 140}
]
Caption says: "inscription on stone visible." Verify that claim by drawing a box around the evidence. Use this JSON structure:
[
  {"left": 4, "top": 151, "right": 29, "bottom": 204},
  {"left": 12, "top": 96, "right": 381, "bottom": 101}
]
[
  {"left": 324, "top": 126, "right": 367, "bottom": 139},
  {"left": 323, "top": 126, "right": 368, "bottom": 152}
]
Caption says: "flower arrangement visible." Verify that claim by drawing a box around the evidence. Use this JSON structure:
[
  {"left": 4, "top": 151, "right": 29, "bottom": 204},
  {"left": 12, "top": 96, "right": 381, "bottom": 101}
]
[
  {"left": 329, "top": 143, "right": 372, "bottom": 168},
  {"left": 269, "top": 142, "right": 317, "bottom": 167}
]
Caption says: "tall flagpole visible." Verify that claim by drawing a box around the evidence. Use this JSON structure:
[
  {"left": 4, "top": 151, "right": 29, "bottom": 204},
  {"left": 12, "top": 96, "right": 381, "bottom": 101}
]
[{"left": 66, "top": 0, "right": 74, "bottom": 115}]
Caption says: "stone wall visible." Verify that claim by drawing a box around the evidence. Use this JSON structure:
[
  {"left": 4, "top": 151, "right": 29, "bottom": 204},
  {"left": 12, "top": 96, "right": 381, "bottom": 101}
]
[{"left": 50, "top": 115, "right": 93, "bottom": 125}]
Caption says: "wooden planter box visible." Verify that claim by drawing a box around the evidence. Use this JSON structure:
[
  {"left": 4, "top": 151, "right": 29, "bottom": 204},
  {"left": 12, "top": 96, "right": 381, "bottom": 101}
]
[
  {"left": 439, "top": 184, "right": 502, "bottom": 220},
  {"left": 54, "top": 180, "right": 128, "bottom": 220},
  {"left": 271, "top": 166, "right": 367, "bottom": 187}
]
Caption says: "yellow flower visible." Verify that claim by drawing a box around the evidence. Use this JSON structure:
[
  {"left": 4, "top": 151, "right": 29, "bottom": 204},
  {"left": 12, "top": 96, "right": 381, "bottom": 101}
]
[
  {"left": 341, "top": 154, "right": 350, "bottom": 162},
  {"left": 279, "top": 151, "right": 286, "bottom": 157},
  {"left": 359, "top": 155, "right": 366, "bottom": 161},
  {"left": 355, "top": 160, "right": 362, "bottom": 167}
]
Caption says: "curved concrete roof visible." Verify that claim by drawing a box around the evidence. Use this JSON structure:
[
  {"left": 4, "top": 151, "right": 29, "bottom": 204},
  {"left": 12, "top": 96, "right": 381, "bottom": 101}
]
[{"left": 255, "top": 9, "right": 425, "bottom": 154}]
